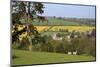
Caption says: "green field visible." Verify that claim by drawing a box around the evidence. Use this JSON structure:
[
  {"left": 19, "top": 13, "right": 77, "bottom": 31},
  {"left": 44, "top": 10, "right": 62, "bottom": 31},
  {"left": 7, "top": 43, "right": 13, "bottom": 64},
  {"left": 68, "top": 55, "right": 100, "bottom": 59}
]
[
  {"left": 12, "top": 49, "right": 95, "bottom": 66},
  {"left": 41, "top": 31, "right": 68, "bottom": 36},
  {"left": 32, "top": 18, "right": 80, "bottom": 26}
]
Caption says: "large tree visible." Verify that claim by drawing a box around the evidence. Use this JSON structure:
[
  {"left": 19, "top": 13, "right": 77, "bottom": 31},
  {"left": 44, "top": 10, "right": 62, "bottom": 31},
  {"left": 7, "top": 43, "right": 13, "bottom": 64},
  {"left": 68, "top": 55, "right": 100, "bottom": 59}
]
[{"left": 12, "top": 1, "right": 44, "bottom": 51}]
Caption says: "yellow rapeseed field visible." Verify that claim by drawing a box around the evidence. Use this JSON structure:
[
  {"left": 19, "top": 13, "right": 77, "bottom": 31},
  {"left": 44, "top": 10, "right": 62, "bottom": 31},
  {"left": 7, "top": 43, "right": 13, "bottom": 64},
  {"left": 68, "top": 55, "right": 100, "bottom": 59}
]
[
  {"left": 12, "top": 25, "right": 95, "bottom": 40},
  {"left": 35, "top": 26, "right": 95, "bottom": 32}
]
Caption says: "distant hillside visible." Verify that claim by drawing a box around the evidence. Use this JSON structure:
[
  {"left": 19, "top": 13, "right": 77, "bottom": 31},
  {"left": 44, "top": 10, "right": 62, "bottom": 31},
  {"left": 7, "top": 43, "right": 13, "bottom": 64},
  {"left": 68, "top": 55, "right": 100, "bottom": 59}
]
[
  {"left": 32, "top": 18, "right": 80, "bottom": 26},
  {"left": 32, "top": 17, "right": 95, "bottom": 26}
]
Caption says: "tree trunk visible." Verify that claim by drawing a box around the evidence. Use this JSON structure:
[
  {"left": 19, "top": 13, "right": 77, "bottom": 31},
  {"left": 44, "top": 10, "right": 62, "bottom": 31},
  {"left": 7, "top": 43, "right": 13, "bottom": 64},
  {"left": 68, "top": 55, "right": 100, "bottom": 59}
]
[
  {"left": 28, "top": 36, "right": 33, "bottom": 51},
  {"left": 26, "top": 25, "right": 33, "bottom": 51}
]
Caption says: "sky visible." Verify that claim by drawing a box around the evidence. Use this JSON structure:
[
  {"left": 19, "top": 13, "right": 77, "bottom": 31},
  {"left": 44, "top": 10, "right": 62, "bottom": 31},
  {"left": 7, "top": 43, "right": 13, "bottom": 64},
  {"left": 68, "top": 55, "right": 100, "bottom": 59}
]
[{"left": 41, "top": 3, "right": 95, "bottom": 18}]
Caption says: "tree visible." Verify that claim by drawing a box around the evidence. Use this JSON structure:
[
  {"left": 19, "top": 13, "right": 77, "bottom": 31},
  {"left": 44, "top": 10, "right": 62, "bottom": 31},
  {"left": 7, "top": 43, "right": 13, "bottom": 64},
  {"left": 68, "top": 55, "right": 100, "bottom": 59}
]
[
  {"left": 56, "top": 33, "right": 62, "bottom": 37},
  {"left": 70, "top": 37, "right": 79, "bottom": 54},
  {"left": 83, "top": 37, "right": 96, "bottom": 57},
  {"left": 12, "top": 1, "right": 44, "bottom": 51},
  {"left": 77, "top": 37, "right": 87, "bottom": 55}
]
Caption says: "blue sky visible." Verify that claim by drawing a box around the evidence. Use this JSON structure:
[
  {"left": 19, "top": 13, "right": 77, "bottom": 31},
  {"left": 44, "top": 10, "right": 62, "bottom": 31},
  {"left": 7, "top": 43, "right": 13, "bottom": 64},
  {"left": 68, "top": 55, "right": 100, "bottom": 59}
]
[{"left": 41, "top": 3, "right": 95, "bottom": 18}]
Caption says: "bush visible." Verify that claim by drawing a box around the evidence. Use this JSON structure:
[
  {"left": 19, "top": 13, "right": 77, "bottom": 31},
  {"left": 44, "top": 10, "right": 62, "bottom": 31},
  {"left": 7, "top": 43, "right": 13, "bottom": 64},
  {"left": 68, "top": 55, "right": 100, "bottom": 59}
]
[
  {"left": 55, "top": 43, "right": 65, "bottom": 53},
  {"left": 77, "top": 36, "right": 96, "bottom": 57}
]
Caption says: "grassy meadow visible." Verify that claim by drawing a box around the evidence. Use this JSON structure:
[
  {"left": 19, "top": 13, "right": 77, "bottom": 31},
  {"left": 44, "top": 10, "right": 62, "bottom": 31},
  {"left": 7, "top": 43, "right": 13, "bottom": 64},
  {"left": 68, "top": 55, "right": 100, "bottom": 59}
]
[
  {"left": 12, "top": 49, "right": 95, "bottom": 66},
  {"left": 32, "top": 18, "right": 80, "bottom": 26}
]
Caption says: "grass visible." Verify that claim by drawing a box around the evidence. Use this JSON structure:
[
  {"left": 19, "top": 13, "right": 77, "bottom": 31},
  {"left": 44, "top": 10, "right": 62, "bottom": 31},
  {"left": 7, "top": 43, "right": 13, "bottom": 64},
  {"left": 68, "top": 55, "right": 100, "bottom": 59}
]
[
  {"left": 41, "top": 31, "right": 69, "bottom": 36},
  {"left": 12, "top": 49, "right": 95, "bottom": 66},
  {"left": 32, "top": 18, "right": 80, "bottom": 26}
]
